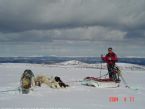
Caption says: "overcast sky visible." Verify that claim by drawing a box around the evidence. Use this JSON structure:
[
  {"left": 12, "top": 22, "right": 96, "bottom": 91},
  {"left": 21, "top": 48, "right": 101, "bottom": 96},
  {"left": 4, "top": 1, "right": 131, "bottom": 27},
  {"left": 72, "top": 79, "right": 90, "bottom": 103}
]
[{"left": 0, "top": 0, "right": 145, "bottom": 57}]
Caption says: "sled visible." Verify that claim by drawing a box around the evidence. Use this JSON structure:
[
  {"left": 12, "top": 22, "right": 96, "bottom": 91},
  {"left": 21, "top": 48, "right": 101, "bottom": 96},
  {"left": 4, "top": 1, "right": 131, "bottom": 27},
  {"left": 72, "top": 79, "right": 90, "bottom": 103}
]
[{"left": 82, "top": 77, "right": 120, "bottom": 88}]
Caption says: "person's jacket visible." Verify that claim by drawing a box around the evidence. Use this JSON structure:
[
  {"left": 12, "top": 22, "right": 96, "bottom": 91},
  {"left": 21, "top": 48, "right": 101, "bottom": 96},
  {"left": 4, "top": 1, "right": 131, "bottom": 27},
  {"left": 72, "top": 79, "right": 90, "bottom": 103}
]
[{"left": 102, "top": 52, "right": 118, "bottom": 65}]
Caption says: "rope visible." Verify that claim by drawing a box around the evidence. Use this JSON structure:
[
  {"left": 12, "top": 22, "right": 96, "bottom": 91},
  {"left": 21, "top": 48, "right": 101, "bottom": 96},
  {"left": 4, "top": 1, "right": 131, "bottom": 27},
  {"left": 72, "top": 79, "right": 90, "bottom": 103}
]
[
  {"left": 97, "top": 73, "right": 108, "bottom": 79},
  {"left": 119, "top": 72, "right": 138, "bottom": 91},
  {"left": 66, "top": 73, "right": 108, "bottom": 84},
  {"left": 115, "top": 65, "right": 134, "bottom": 89},
  {"left": 0, "top": 87, "right": 20, "bottom": 93},
  {"left": 114, "top": 65, "right": 128, "bottom": 87},
  {"left": 66, "top": 80, "right": 83, "bottom": 84}
]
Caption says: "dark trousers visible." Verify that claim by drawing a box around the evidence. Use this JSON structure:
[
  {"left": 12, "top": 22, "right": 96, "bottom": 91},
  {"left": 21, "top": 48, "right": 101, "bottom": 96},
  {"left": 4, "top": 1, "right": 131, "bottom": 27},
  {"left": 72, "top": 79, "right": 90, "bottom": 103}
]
[
  {"left": 107, "top": 64, "right": 120, "bottom": 82},
  {"left": 107, "top": 64, "right": 115, "bottom": 79}
]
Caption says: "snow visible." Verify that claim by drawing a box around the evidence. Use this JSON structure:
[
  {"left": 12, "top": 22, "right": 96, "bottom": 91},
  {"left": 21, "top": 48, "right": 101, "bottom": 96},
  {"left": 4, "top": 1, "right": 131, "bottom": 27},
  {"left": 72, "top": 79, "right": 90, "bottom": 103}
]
[
  {"left": 56, "top": 60, "right": 145, "bottom": 71},
  {"left": 0, "top": 62, "right": 145, "bottom": 109}
]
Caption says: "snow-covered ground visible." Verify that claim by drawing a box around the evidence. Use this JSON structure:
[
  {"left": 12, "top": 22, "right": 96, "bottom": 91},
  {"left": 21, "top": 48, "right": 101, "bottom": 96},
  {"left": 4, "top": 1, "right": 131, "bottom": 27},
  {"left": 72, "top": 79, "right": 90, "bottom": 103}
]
[{"left": 0, "top": 61, "right": 145, "bottom": 109}]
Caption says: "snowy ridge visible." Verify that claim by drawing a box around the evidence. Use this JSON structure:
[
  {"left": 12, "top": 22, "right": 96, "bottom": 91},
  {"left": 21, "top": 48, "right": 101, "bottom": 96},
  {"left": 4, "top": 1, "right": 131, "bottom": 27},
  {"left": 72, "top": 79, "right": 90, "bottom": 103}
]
[
  {"left": 55, "top": 60, "right": 97, "bottom": 69},
  {"left": 56, "top": 60, "right": 145, "bottom": 71},
  {"left": 116, "top": 63, "right": 145, "bottom": 71},
  {"left": 0, "top": 60, "right": 145, "bottom": 71},
  {"left": 59, "top": 60, "right": 84, "bottom": 65}
]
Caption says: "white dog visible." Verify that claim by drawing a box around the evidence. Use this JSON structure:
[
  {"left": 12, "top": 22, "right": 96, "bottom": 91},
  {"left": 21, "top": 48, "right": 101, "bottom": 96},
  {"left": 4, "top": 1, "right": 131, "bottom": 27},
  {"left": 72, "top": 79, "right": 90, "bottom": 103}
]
[{"left": 35, "top": 75, "right": 61, "bottom": 88}]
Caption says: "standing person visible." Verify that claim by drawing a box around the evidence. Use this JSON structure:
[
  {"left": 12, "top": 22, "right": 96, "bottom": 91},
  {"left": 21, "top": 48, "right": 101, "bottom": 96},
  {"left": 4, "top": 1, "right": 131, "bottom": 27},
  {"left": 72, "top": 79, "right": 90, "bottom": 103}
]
[{"left": 101, "top": 47, "right": 119, "bottom": 81}]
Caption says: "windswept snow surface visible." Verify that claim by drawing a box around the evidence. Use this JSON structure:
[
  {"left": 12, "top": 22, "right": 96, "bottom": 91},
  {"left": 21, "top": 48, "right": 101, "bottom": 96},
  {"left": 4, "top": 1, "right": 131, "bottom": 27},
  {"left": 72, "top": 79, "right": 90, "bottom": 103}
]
[{"left": 0, "top": 62, "right": 145, "bottom": 109}]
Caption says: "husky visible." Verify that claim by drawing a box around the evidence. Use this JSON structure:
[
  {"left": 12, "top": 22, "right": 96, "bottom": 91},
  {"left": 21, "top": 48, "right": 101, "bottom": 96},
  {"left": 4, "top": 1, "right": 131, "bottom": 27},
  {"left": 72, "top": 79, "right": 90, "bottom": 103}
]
[
  {"left": 112, "top": 65, "right": 121, "bottom": 83},
  {"left": 20, "top": 69, "right": 35, "bottom": 94},
  {"left": 54, "top": 76, "right": 69, "bottom": 88},
  {"left": 35, "top": 75, "right": 69, "bottom": 88}
]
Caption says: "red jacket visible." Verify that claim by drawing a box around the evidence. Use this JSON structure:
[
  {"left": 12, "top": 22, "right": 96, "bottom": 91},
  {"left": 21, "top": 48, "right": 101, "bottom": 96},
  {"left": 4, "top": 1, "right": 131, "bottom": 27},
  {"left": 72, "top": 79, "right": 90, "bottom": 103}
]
[{"left": 102, "top": 52, "right": 118, "bottom": 65}]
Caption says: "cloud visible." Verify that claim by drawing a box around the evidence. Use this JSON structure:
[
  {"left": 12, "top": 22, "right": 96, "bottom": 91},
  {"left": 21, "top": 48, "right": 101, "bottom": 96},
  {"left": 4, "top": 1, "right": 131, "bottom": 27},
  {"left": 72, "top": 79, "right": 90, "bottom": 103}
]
[
  {"left": 125, "top": 30, "right": 145, "bottom": 40},
  {"left": 0, "top": 26, "right": 126, "bottom": 42},
  {"left": 0, "top": 0, "right": 145, "bottom": 32},
  {"left": 0, "top": 0, "right": 145, "bottom": 56}
]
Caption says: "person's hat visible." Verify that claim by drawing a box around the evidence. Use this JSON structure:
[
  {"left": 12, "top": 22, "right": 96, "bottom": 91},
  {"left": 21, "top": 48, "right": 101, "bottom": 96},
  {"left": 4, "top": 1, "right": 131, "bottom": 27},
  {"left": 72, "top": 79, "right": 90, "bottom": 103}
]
[{"left": 108, "top": 47, "right": 112, "bottom": 50}]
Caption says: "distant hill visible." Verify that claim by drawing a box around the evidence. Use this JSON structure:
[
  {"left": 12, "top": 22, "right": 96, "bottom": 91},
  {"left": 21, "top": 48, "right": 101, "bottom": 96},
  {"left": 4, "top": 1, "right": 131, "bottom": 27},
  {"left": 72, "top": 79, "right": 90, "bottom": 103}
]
[{"left": 0, "top": 56, "right": 145, "bottom": 66}]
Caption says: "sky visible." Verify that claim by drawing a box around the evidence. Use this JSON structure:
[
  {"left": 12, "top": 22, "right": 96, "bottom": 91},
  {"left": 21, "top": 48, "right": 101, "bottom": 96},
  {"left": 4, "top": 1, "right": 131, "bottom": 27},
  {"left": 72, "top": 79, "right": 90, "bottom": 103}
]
[{"left": 0, "top": 0, "right": 145, "bottom": 57}]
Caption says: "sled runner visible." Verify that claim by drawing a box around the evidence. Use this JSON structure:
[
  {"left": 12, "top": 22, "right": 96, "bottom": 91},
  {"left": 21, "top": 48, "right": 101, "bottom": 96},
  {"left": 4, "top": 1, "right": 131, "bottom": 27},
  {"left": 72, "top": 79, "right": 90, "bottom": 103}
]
[{"left": 82, "top": 77, "right": 120, "bottom": 88}]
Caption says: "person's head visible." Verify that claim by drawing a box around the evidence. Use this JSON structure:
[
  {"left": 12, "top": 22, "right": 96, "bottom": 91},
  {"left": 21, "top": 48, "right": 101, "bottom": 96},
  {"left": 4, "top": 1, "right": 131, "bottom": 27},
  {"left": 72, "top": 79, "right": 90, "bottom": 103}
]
[{"left": 108, "top": 47, "right": 113, "bottom": 53}]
